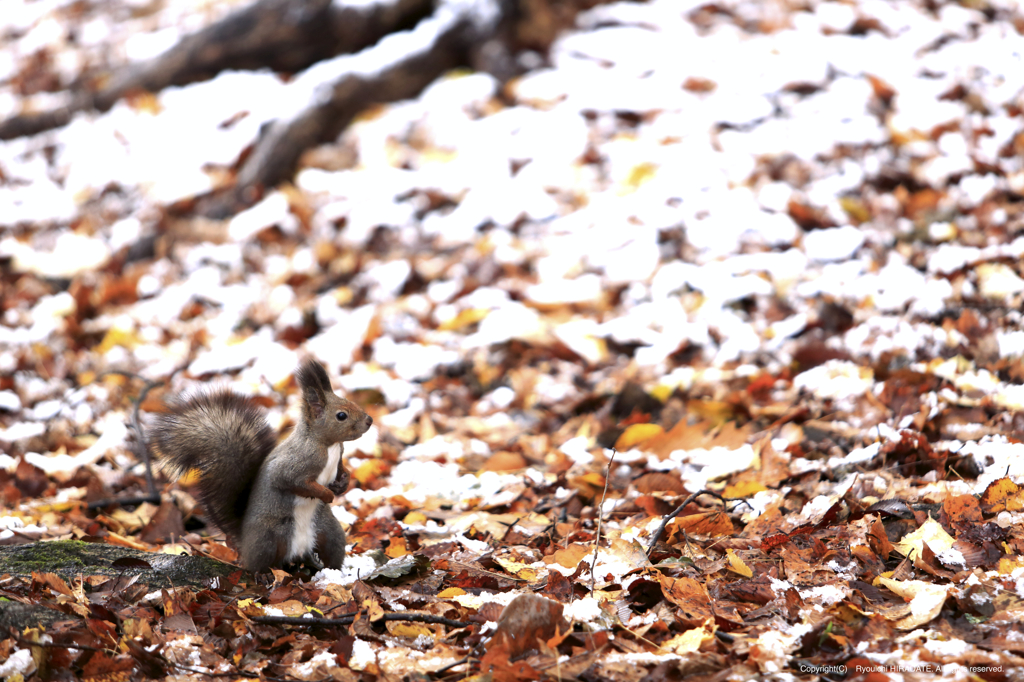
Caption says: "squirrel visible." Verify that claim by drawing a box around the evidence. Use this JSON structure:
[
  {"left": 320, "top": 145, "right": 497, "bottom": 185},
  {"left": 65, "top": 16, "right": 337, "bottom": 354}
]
[{"left": 151, "top": 360, "right": 372, "bottom": 573}]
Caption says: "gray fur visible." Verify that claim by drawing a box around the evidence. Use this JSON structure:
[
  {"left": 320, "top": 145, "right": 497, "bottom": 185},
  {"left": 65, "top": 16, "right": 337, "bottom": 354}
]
[{"left": 152, "top": 361, "right": 373, "bottom": 572}]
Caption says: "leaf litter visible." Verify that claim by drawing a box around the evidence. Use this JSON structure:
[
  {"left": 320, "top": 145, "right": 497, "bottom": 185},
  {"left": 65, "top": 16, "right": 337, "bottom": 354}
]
[{"left": 4, "top": 0, "right": 1024, "bottom": 680}]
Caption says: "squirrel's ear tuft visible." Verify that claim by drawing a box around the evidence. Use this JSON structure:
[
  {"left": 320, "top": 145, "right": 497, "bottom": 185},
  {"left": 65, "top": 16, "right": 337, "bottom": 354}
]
[
  {"left": 296, "top": 360, "right": 333, "bottom": 393},
  {"left": 296, "top": 360, "right": 332, "bottom": 421}
]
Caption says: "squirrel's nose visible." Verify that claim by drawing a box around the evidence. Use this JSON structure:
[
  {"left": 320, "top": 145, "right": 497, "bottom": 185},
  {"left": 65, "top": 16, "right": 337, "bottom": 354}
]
[{"left": 366, "top": 415, "right": 373, "bottom": 427}]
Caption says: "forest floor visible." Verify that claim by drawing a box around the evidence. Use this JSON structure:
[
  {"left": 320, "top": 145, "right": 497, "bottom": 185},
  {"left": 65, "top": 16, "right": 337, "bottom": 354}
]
[{"left": 3, "top": 0, "right": 1024, "bottom": 679}]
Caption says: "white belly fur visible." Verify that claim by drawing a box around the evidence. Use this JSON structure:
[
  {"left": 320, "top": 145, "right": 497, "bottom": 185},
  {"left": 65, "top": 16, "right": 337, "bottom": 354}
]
[{"left": 287, "top": 443, "right": 342, "bottom": 561}]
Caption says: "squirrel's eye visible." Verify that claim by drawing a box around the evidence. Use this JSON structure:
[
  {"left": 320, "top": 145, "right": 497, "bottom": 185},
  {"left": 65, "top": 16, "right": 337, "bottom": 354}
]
[{"left": 336, "top": 411, "right": 348, "bottom": 422}]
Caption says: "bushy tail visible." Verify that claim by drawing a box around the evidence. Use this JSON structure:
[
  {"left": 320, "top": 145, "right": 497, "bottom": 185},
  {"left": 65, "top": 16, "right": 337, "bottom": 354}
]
[{"left": 151, "top": 390, "right": 276, "bottom": 542}]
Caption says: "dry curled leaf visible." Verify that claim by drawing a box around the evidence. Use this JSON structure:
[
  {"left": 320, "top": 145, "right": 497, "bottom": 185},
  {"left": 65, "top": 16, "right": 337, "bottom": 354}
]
[
  {"left": 980, "top": 476, "right": 1024, "bottom": 514},
  {"left": 668, "top": 511, "right": 735, "bottom": 539}
]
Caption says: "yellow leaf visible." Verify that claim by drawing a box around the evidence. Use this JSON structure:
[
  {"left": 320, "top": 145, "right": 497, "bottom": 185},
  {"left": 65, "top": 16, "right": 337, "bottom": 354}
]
[
  {"left": 109, "top": 503, "right": 158, "bottom": 532},
  {"left": 619, "top": 162, "right": 658, "bottom": 195},
  {"left": 615, "top": 424, "right": 664, "bottom": 450},
  {"left": 438, "top": 308, "right": 490, "bottom": 331},
  {"left": 893, "top": 517, "right": 954, "bottom": 560},
  {"left": 126, "top": 90, "right": 162, "bottom": 115},
  {"left": 177, "top": 468, "right": 202, "bottom": 486},
  {"left": 980, "top": 476, "right": 1024, "bottom": 513},
  {"left": 998, "top": 556, "right": 1024, "bottom": 575},
  {"left": 662, "top": 619, "right": 714, "bottom": 654},
  {"left": 353, "top": 459, "right": 388, "bottom": 486},
  {"left": 723, "top": 480, "right": 767, "bottom": 498},
  {"left": 650, "top": 384, "right": 673, "bottom": 403},
  {"left": 403, "top": 511, "right": 428, "bottom": 525},
  {"left": 877, "top": 578, "right": 949, "bottom": 630},
  {"left": 438, "top": 587, "right": 466, "bottom": 599},
  {"left": 387, "top": 621, "right": 435, "bottom": 638},
  {"left": 97, "top": 325, "right": 142, "bottom": 354},
  {"left": 493, "top": 556, "right": 540, "bottom": 582},
  {"left": 838, "top": 196, "right": 871, "bottom": 224},
  {"left": 386, "top": 536, "right": 410, "bottom": 558},
  {"left": 726, "top": 549, "right": 753, "bottom": 578},
  {"left": 236, "top": 599, "right": 265, "bottom": 617}
]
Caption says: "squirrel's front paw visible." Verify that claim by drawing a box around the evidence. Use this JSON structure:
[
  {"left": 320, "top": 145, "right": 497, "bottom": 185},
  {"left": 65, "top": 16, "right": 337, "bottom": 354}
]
[{"left": 328, "top": 468, "right": 350, "bottom": 496}]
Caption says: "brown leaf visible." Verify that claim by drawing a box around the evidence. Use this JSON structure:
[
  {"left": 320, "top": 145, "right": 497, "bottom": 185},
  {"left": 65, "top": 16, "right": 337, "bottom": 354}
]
[
  {"left": 644, "top": 419, "right": 713, "bottom": 458},
  {"left": 480, "top": 644, "right": 541, "bottom": 682},
  {"left": 481, "top": 451, "right": 527, "bottom": 472},
  {"left": 788, "top": 198, "right": 836, "bottom": 229},
  {"left": 745, "top": 501, "right": 785, "bottom": 539},
  {"left": 139, "top": 500, "right": 186, "bottom": 544},
  {"left": 868, "top": 516, "right": 894, "bottom": 559},
  {"left": 644, "top": 419, "right": 749, "bottom": 458},
  {"left": 657, "top": 575, "right": 714, "bottom": 628},
  {"left": 942, "top": 494, "right": 983, "bottom": 535},
  {"left": 683, "top": 76, "right": 717, "bottom": 93},
  {"left": 879, "top": 429, "right": 946, "bottom": 476},
  {"left": 913, "top": 541, "right": 957, "bottom": 579},
  {"left": 865, "top": 73, "right": 896, "bottom": 101},
  {"left": 668, "top": 511, "right": 734, "bottom": 539},
  {"left": 545, "top": 543, "right": 591, "bottom": 570},
  {"left": 756, "top": 437, "right": 791, "bottom": 488},
  {"left": 901, "top": 187, "right": 943, "bottom": 220},
  {"left": 760, "top": 532, "right": 790, "bottom": 551},
  {"left": 33, "top": 571, "right": 72, "bottom": 596},
  {"left": 635, "top": 494, "right": 677, "bottom": 516},
  {"left": 490, "top": 594, "right": 567, "bottom": 658},
  {"left": 633, "top": 472, "right": 686, "bottom": 494},
  {"left": 81, "top": 650, "right": 135, "bottom": 679}
]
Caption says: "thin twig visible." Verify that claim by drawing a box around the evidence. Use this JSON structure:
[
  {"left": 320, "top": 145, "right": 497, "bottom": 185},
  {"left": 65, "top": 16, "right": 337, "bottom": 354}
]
[
  {"left": 590, "top": 449, "right": 616, "bottom": 596},
  {"left": 88, "top": 371, "right": 165, "bottom": 509}
]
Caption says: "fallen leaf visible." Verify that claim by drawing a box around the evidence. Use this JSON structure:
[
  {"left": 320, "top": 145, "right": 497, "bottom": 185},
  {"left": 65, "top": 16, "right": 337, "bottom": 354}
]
[
  {"left": 942, "top": 493, "right": 983, "bottom": 534},
  {"left": 490, "top": 594, "right": 568, "bottom": 657},
  {"left": 386, "top": 620, "right": 435, "bottom": 638},
  {"left": 876, "top": 578, "right": 949, "bottom": 630},
  {"left": 893, "top": 517, "right": 954, "bottom": 560},
  {"left": 657, "top": 576, "right": 714, "bottom": 628},
  {"left": 726, "top": 548, "right": 753, "bottom": 578},
  {"left": 980, "top": 476, "right": 1024, "bottom": 513},
  {"left": 723, "top": 480, "right": 767, "bottom": 498},
  {"left": 669, "top": 511, "right": 735, "bottom": 538},
  {"left": 615, "top": 423, "right": 664, "bottom": 450},
  {"left": 481, "top": 451, "right": 527, "bottom": 471},
  {"left": 867, "top": 516, "right": 894, "bottom": 559},
  {"left": 633, "top": 472, "right": 686, "bottom": 494},
  {"left": 661, "top": 618, "right": 715, "bottom": 654},
  {"left": 545, "top": 543, "right": 591, "bottom": 570}
]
